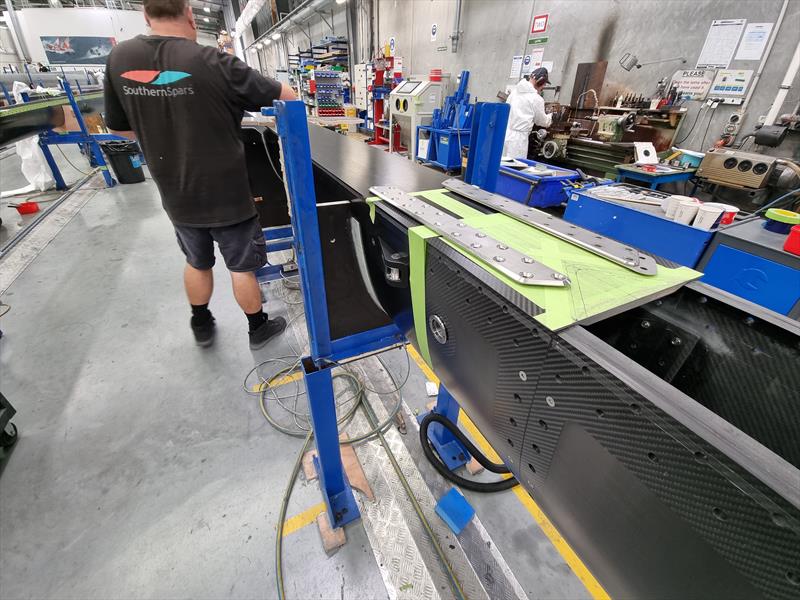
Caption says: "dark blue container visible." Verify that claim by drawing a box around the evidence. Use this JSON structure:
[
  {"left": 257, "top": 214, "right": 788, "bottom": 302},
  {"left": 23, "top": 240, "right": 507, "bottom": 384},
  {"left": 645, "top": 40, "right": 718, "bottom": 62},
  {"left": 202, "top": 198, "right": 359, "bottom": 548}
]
[{"left": 496, "top": 158, "right": 580, "bottom": 207}]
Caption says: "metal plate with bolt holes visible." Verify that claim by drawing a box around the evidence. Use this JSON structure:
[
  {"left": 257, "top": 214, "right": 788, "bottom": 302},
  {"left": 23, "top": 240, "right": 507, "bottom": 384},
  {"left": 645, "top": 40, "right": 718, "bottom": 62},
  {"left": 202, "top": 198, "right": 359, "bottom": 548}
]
[
  {"left": 442, "top": 178, "right": 659, "bottom": 276},
  {"left": 370, "top": 186, "right": 570, "bottom": 287}
]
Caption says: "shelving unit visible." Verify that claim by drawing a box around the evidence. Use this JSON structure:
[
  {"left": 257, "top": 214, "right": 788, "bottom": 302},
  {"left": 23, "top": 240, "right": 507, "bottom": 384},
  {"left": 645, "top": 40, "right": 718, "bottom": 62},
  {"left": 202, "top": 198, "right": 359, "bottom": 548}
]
[{"left": 289, "top": 37, "right": 350, "bottom": 118}]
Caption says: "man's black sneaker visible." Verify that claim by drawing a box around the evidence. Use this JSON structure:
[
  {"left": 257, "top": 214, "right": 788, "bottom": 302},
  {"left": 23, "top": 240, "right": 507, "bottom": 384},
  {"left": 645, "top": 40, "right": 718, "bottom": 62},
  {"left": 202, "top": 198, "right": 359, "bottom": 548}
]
[
  {"left": 191, "top": 315, "right": 216, "bottom": 347},
  {"left": 249, "top": 316, "right": 287, "bottom": 350}
]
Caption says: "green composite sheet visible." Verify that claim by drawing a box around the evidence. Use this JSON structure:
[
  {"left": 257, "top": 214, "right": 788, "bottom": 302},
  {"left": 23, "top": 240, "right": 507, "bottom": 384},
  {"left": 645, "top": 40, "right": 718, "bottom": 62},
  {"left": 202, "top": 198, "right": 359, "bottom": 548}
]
[{"left": 369, "top": 188, "right": 701, "bottom": 363}]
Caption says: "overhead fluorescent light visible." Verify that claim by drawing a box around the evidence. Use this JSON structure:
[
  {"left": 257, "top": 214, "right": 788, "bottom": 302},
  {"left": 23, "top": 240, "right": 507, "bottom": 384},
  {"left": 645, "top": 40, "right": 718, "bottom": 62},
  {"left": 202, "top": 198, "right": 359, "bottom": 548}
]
[
  {"left": 271, "top": 33, "right": 281, "bottom": 40},
  {"left": 203, "top": 16, "right": 210, "bottom": 22},
  {"left": 255, "top": 42, "right": 263, "bottom": 49},
  {"left": 265, "top": 38, "right": 272, "bottom": 46},
  {"left": 336, "top": 0, "right": 347, "bottom": 4},
  {"left": 203, "top": 6, "right": 210, "bottom": 12}
]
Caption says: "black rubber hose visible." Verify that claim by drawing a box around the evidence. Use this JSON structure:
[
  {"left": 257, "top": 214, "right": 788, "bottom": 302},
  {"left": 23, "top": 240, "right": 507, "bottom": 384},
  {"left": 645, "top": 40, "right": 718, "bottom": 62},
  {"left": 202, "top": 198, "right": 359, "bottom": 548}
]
[{"left": 419, "top": 412, "right": 519, "bottom": 492}]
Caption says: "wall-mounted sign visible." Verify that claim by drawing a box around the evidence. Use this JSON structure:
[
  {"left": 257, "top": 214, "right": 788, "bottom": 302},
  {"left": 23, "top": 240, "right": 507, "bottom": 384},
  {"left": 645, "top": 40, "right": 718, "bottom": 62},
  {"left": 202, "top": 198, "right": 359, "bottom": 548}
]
[
  {"left": 669, "top": 69, "right": 715, "bottom": 100},
  {"left": 389, "top": 36, "right": 396, "bottom": 56},
  {"left": 735, "top": 22, "right": 773, "bottom": 61},
  {"left": 531, "top": 13, "right": 549, "bottom": 34},
  {"left": 528, "top": 36, "right": 549, "bottom": 46},
  {"left": 711, "top": 69, "right": 753, "bottom": 95},
  {"left": 510, "top": 55, "right": 523, "bottom": 79},
  {"left": 431, "top": 23, "right": 438, "bottom": 42},
  {"left": 696, "top": 18, "right": 746, "bottom": 69}
]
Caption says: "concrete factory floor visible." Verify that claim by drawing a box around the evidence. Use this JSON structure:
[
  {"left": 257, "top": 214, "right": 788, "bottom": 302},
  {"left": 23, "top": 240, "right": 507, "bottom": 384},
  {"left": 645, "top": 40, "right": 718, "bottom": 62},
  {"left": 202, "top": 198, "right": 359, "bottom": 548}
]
[{"left": 0, "top": 148, "right": 593, "bottom": 600}]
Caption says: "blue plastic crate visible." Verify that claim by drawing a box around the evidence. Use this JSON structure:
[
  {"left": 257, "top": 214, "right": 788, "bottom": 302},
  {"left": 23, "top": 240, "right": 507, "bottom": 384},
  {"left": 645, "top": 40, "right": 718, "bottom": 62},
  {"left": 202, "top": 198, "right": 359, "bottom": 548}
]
[
  {"left": 496, "top": 158, "right": 580, "bottom": 207},
  {"left": 563, "top": 185, "right": 715, "bottom": 267}
]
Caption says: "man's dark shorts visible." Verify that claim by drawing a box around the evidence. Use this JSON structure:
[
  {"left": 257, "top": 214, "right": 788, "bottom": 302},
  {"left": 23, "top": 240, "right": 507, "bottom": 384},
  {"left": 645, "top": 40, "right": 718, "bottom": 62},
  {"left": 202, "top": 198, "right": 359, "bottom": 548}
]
[{"left": 174, "top": 216, "right": 267, "bottom": 273}]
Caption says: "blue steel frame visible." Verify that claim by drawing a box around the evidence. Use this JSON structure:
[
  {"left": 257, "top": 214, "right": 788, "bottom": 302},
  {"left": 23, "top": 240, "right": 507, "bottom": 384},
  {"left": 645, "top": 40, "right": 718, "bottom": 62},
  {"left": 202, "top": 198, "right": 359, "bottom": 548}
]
[
  {"left": 255, "top": 225, "right": 295, "bottom": 282},
  {"left": 37, "top": 79, "right": 124, "bottom": 189},
  {"left": 263, "top": 99, "right": 510, "bottom": 526},
  {"left": 266, "top": 100, "right": 404, "bottom": 529}
]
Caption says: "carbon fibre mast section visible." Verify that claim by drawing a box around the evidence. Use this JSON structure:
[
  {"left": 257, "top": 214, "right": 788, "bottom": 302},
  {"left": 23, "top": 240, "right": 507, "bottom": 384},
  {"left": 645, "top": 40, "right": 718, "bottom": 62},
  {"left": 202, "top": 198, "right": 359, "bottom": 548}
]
[
  {"left": 442, "top": 177, "right": 659, "bottom": 276},
  {"left": 369, "top": 185, "right": 571, "bottom": 287}
]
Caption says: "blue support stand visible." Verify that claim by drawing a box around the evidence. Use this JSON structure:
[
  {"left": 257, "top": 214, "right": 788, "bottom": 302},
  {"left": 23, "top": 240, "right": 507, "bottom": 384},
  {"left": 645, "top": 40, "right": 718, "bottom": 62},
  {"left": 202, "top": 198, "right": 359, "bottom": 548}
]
[
  {"left": 38, "top": 79, "right": 121, "bottom": 188},
  {"left": 263, "top": 97, "right": 510, "bottom": 525},
  {"left": 417, "top": 384, "right": 471, "bottom": 471},
  {"left": 464, "top": 102, "right": 510, "bottom": 193}
]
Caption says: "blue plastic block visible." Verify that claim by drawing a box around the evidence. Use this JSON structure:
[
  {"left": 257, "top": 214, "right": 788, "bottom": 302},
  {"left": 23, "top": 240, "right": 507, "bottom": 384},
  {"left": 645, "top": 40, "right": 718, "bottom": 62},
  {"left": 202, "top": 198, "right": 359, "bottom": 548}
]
[{"left": 435, "top": 488, "right": 475, "bottom": 535}]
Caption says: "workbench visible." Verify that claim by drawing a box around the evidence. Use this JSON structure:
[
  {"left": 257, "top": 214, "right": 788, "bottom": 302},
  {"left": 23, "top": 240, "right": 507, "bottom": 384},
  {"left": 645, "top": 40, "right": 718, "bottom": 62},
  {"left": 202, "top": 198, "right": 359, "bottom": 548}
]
[{"left": 615, "top": 162, "right": 696, "bottom": 190}]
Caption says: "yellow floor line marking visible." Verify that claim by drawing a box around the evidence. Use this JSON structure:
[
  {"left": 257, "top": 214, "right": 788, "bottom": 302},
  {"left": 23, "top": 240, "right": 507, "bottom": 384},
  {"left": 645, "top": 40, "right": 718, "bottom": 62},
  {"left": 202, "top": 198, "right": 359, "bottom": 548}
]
[
  {"left": 406, "top": 344, "right": 610, "bottom": 600},
  {"left": 282, "top": 501, "right": 326, "bottom": 537},
  {"left": 250, "top": 371, "right": 304, "bottom": 393}
]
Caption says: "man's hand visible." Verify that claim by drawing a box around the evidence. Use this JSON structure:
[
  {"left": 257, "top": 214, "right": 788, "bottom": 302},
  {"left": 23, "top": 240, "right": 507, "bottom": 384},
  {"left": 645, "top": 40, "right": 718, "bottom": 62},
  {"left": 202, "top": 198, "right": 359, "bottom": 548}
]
[{"left": 279, "top": 83, "right": 296, "bottom": 101}]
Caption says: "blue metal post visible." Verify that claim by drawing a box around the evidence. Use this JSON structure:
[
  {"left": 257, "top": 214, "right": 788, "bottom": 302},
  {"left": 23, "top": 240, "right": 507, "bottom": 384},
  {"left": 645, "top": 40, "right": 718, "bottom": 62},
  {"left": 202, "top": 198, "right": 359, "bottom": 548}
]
[
  {"left": 303, "top": 362, "right": 360, "bottom": 529},
  {"left": 267, "top": 101, "right": 360, "bottom": 528},
  {"left": 38, "top": 140, "right": 67, "bottom": 190},
  {"left": 464, "top": 102, "right": 510, "bottom": 193},
  {"left": 269, "top": 101, "right": 332, "bottom": 361},
  {"left": 0, "top": 82, "right": 13, "bottom": 105},
  {"left": 419, "top": 384, "right": 471, "bottom": 471}
]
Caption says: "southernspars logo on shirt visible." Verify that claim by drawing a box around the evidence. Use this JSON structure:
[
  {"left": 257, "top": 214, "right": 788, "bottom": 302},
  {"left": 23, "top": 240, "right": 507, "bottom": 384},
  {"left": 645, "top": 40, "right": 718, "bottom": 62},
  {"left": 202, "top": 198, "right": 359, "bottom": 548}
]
[{"left": 120, "top": 70, "right": 194, "bottom": 97}]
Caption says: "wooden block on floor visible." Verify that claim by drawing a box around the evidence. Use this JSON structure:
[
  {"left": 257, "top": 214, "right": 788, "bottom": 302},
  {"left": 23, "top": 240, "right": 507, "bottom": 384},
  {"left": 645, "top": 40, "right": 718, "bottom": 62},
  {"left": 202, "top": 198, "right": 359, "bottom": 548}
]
[
  {"left": 301, "top": 442, "right": 374, "bottom": 502},
  {"left": 316, "top": 511, "right": 346, "bottom": 556},
  {"left": 465, "top": 456, "right": 484, "bottom": 475},
  {"left": 302, "top": 450, "right": 318, "bottom": 481},
  {"left": 340, "top": 442, "right": 374, "bottom": 502}
]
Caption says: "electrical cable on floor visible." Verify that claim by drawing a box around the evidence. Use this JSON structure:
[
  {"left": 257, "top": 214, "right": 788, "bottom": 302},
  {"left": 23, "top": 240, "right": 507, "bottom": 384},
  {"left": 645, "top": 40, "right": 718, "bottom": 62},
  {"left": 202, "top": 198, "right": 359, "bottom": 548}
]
[
  {"left": 54, "top": 145, "right": 92, "bottom": 176},
  {"left": 0, "top": 302, "right": 10, "bottom": 318},
  {"left": 360, "top": 386, "right": 467, "bottom": 600},
  {"left": 419, "top": 413, "right": 519, "bottom": 493}
]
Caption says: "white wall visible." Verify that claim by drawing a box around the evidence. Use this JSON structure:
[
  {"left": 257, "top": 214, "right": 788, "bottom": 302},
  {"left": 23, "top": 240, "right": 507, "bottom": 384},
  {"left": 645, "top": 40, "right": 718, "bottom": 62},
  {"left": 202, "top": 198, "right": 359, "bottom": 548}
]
[{"left": 14, "top": 8, "right": 147, "bottom": 65}]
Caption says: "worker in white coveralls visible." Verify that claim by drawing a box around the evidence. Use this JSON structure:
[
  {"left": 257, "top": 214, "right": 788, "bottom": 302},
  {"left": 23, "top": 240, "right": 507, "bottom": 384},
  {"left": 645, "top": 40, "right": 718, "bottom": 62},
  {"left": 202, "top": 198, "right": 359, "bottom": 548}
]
[{"left": 503, "top": 67, "right": 553, "bottom": 158}]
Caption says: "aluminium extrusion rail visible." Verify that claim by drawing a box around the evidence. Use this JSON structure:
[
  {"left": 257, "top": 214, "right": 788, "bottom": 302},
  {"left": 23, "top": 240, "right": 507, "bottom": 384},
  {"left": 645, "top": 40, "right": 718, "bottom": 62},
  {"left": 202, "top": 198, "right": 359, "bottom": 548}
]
[
  {"left": 442, "top": 178, "right": 659, "bottom": 275},
  {"left": 369, "top": 185, "right": 571, "bottom": 286}
]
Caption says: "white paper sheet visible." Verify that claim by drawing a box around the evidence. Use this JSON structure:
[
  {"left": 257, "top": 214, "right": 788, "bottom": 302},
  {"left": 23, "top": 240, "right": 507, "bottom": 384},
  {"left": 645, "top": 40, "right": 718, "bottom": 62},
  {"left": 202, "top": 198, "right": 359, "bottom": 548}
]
[
  {"left": 696, "top": 19, "right": 746, "bottom": 69},
  {"left": 735, "top": 22, "right": 773, "bottom": 61},
  {"left": 509, "top": 55, "right": 523, "bottom": 79}
]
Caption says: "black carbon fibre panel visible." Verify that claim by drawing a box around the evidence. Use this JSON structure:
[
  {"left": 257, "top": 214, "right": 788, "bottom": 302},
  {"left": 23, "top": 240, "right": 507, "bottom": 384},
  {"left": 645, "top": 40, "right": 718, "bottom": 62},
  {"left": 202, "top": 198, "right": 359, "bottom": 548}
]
[
  {"left": 423, "top": 240, "right": 800, "bottom": 600},
  {"left": 425, "top": 243, "right": 551, "bottom": 465},
  {"left": 426, "top": 238, "right": 544, "bottom": 319},
  {"left": 588, "top": 290, "right": 800, "bottom": 469}
]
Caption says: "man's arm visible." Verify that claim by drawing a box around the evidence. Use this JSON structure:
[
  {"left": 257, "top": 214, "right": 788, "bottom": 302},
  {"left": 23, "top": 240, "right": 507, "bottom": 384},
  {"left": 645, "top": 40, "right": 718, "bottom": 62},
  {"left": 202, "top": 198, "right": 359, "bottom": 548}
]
[
  {"left": 217, "top": 51, "right": 296, "bottom": 112},
  {"left": 532, "top": 95, "right": 552, "bottom": 128},
  {"left": 103, "top": 56, "right": 136, "bottom": 138}
]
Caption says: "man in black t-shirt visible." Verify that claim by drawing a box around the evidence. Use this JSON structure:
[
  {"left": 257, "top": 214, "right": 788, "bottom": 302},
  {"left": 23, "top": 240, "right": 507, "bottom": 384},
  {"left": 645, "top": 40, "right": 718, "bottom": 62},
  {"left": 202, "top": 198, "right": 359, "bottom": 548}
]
[{"left": 104, "top": 0, "right": 295, "bottom": 349}]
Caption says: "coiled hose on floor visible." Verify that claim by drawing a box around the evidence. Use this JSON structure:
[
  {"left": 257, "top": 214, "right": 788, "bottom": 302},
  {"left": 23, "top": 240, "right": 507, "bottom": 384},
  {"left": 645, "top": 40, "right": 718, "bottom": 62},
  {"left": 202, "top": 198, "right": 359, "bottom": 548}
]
[{"left": 419, "top": 412, "right": 519, "bottom": 492}]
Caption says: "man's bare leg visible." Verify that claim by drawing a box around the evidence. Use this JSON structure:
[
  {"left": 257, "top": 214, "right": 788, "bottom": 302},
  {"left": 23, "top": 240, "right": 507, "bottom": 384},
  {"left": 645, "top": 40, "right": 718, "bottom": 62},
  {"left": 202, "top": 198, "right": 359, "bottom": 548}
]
[
  {"left": 230, "top": 270, "right": 261, "bottom": 314},
  {"left": 185, "top": 264, "right": 213, "bottom": 305}
]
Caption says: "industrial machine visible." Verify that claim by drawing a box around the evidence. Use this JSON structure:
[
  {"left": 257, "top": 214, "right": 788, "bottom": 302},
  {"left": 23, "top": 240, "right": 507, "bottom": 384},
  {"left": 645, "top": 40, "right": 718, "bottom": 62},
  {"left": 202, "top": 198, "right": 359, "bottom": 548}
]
[
  {"left": 415, "top": 70, "right": 473, "bottom": 172},
  {"left": 696, "top": 148, "right": 778, "bottom": 189},
  {"left": 388, "top": 76, "right": 444, "bottom": 155},
  {"left": 258, "top": 101, "right": 799, "bottom": 600},
  {"left": 366, "top": 55, "right": 401, "bottom": 149},
  {"left": 595, "top": 111, "right": 636, "bottom": 142}
]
